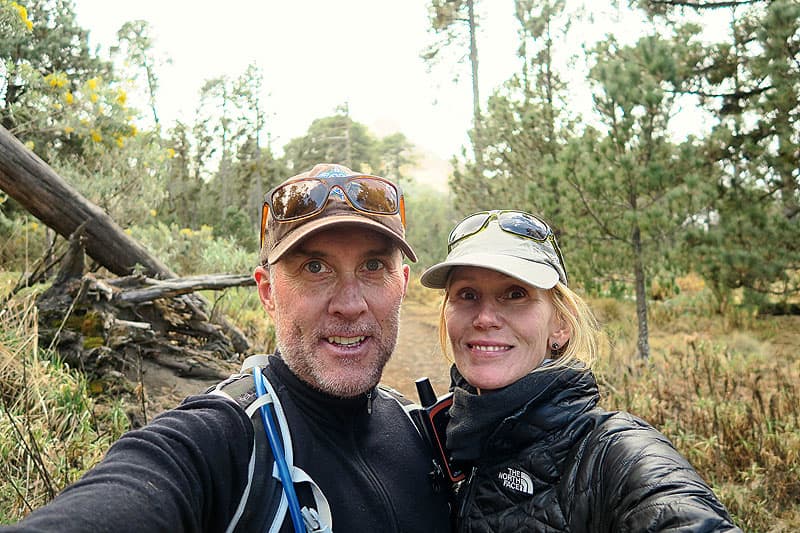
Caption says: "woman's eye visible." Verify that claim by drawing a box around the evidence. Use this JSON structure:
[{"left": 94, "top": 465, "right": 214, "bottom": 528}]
[
  {"left": 364, "top": 259, "right": 384, "bottom": 272},
  {"left": 506, "top": 287, "right": 527, "bottom": 299},
  {"left": 458, "top": 289, "right": 478, "bottom": 301}
]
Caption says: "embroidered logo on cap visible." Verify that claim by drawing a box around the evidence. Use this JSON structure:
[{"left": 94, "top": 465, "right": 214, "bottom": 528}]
[{"left": 497, "top": 466, "right": 534, "bottom": 495}]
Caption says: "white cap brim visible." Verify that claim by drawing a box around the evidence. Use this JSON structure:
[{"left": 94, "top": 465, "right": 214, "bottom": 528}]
[{"left": 420, "top": 221, "right": 564, "bottom": 289}]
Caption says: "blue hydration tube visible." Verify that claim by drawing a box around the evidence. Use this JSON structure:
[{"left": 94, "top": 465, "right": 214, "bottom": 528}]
[{"left": 253, "top": 367, "right": 306, "bottom": 532}]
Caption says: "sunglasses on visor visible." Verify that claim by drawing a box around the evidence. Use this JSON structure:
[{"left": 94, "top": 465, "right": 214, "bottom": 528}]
[
  {"left": 260, "top": 174, "right": 406, "bottom": 248},
  {"left": 448, "top": 210, "right": 568, "bottom": 283}
]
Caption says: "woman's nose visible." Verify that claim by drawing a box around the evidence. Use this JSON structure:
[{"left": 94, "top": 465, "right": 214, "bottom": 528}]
[{"left": 472, "top": 302, "right": 502, "bottom": 329}]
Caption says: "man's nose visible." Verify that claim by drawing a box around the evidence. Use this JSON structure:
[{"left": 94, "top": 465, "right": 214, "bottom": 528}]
[{"left": 328, "top": 276, "right": 368, "bottom": 318}]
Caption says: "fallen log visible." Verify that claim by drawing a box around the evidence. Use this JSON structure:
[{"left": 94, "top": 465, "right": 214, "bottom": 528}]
[
  {"left": 0, "top": 125, "right": 173, "bottom": 278},
  {"left": 115, "top": 274, "right": 254, "bottom": 304},
  {"left": 0, "top": 125, "right": 252, "bottom": 354},
  {"left": 37, "top": 265, "right": 253, "bottom": 388}
]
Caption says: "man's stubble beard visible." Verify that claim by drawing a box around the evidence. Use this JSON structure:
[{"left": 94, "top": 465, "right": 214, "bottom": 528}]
[{"left": 272, "top": 292, "right": 402, "bottom": 398}]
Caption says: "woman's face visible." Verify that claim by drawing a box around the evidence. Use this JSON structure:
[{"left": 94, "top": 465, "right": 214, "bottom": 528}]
[{"left": 445, "top": 267, "right": 568, "bottom": 392}]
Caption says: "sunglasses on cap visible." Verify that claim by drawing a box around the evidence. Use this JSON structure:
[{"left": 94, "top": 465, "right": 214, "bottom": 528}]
[
  {"left": 448, "top": 210, "right": 568, "bottom": 283},
  {"left": 260, "top": 174, "right": 406, "bottom": 248}
]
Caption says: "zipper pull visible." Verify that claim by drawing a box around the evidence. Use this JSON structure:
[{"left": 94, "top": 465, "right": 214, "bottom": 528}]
[
  {"left": 457, "top": 466, "right": 478, "bottom": 527},
  {"left": 366, "top": 390, "right": 373, "bottom": 414}
]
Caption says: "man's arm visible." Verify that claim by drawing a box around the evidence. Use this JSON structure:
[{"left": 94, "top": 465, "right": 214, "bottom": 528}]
[{"left": 1, "top": 395, "right": 255, "bottom": 533}]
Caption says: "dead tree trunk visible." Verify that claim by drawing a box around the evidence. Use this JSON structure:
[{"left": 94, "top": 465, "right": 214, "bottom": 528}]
[
  {"left": 0, "top": 124, "right": 172, "bottom": 278},
  {"left": 0, "top": 125, "right": 251, "bottom": 354}
]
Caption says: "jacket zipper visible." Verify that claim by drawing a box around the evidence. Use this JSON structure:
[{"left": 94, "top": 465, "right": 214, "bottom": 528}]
[
  {"left": 356, "top": 390, "right": 399, "bottom": 531},
  {"left": 457, "top": 466, "right": 478, "bottom": 531}
]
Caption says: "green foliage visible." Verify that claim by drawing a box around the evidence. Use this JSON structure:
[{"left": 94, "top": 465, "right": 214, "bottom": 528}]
[
  {"left": 1, "top": 0, "right": 112, "bottom": 138},
  {"left": 1, "top": 0, "right": 174, "bottom": 235},
  {"left": 0, "top": 214, "right": 49, "bottom": 270},
  {"left": 129, "top": 221, "right": 254, "bottom": 276},
  {"left": 686, "top": 183, "right": 800, "bottom": 313},
  {"left": 198, "top": 233, "right": 256, "bottom": 275},
  {"left": 111, "top": 19, "right": 167, "bottom": 127},
  {"left": 0, "top": 1, "right": 32, "bottom": 42},
  {"left": 55, "top": 130, "right": 171, "bottom": 226},
  {"left": 215, "top": 206, "right": 253, "bottom": 250},
  {"left": 558, "top": 33, "right": 711, "bottom": 358},
  {"left": 449, "top": 0, "right": 575, "bottom": 227},
  {"left": 638, "top": 0, "right": 800, "bottom": 313},
  {"left": 377, "top": 132, "right": 417, "bottom": 184},
  {"left": 281, "top": 113, "right": 382, "bottom": 173},
  {"left": 403, "top": 182, "right": 455, "bottom": 273}
]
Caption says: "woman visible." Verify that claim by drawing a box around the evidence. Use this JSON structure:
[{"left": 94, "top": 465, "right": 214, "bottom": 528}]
[{"left": 420, "top": 210, "right": 741, "bottom": 532}]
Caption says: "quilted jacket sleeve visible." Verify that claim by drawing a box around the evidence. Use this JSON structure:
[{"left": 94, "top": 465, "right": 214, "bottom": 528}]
[{"left": 571, "top": 413, "right": 742, "bottom": 533}]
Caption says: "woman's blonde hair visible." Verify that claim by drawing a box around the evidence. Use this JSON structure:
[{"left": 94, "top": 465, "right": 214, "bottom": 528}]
[{"left": 438, "top": 281, "right": 599, "bottom": 370}]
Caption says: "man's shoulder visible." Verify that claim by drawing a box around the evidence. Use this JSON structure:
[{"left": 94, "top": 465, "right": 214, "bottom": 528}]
[
  {"left": 204, "top": 372, "right": 258, "bottom": 410},
  {"left": 376, "top": 383, "right": 415, "bottom": 406}
]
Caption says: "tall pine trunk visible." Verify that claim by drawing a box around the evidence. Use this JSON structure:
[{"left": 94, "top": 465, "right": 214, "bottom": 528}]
[{"left": 632, "top": 224, "right": 650, "bottom": 360}]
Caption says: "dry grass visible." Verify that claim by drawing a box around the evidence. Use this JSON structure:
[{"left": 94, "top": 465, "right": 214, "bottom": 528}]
[
  {"left": 594, "top": 295, "right": 800, "bottom": 532},
  {"left": 2, "top": 272, "right": 798, "bottom": 530},
  {"left": 0, "top": 291, "right": 129, "bottom": 523}
]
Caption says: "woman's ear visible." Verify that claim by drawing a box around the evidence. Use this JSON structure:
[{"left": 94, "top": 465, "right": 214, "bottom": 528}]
[{"left": 548, "top": 313, "right": 571, "bottom": 350}]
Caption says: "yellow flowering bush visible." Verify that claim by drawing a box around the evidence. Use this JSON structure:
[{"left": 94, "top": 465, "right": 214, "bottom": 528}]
[
  {"left": 45, "top": 72, "right": 68, "bottom": 88},
  {"left": 13, "top": 2, "right": 31, "bottom": 29},
  {"left": 27, "top": 73, "right": 142, "bottom": 152}
]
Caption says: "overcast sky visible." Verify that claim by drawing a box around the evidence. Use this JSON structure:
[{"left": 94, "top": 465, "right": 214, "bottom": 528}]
[
  {"left": 72, "top": 1, "right": 524, "bottom": 169},
  {"left": 71, "top": 2, "right": 707, "bottom": 189}
]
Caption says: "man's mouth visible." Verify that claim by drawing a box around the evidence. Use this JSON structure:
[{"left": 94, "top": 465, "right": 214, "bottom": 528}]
[{"left": 327, "top": 335, "right": 367, "bottom": 346}]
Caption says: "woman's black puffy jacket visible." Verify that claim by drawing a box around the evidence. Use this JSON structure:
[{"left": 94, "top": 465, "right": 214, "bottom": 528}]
[{"left": 447, "top": 365, "right": 742, "bottom": 532}]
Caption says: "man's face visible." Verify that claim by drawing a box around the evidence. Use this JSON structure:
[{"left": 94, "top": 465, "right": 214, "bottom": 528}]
[{"left": 254, "top": 227, "right": 410, "bottom": 397}]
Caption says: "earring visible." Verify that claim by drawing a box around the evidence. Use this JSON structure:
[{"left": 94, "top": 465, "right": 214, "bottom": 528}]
[{"left": 551, "top": 342, "right": 560, "bottom": 351}]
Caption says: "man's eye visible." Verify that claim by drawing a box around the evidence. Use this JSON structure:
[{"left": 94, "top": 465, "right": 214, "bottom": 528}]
[
  {"left": 305, "top": 260, "right": 325, "bottom": 274},
  {"left": 364, "top": 259, "right": 384, "bottom": 272}
]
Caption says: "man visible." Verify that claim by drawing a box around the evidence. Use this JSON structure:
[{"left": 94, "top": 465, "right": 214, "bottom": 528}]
[{"left": 2, "top": 164, "right": 451, "bottom": 532}]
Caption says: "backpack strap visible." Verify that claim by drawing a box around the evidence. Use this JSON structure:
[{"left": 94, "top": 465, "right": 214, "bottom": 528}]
[
  {"left": 208, "top": 356, "right": 332, "bottom": 533},
  {"left": 377, "top": 384, "right": 425, "bottom": 439}
]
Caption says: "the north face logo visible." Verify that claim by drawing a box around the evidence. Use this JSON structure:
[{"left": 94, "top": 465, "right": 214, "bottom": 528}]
[{"left": 497, "top": 467, "right": 534, "bottom": 495}]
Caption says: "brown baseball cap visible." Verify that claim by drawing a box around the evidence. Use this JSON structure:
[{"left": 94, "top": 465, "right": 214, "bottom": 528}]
[{"left": 261, "top": 163, "right": 417, "bottom": 265}]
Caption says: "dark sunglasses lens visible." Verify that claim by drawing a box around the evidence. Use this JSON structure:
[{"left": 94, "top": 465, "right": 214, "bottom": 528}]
[
  {"left": 271, "top": 180, "right": 328, "bottom": 220},
  {"left": 499, "top": 212, "right": 550, "bottom": 240},
  {"left": 345, "top": 178, "right": 399, "bottom": 213},
  {"left": 449, "top": 213, "right": 490, "bottom": 244}
]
